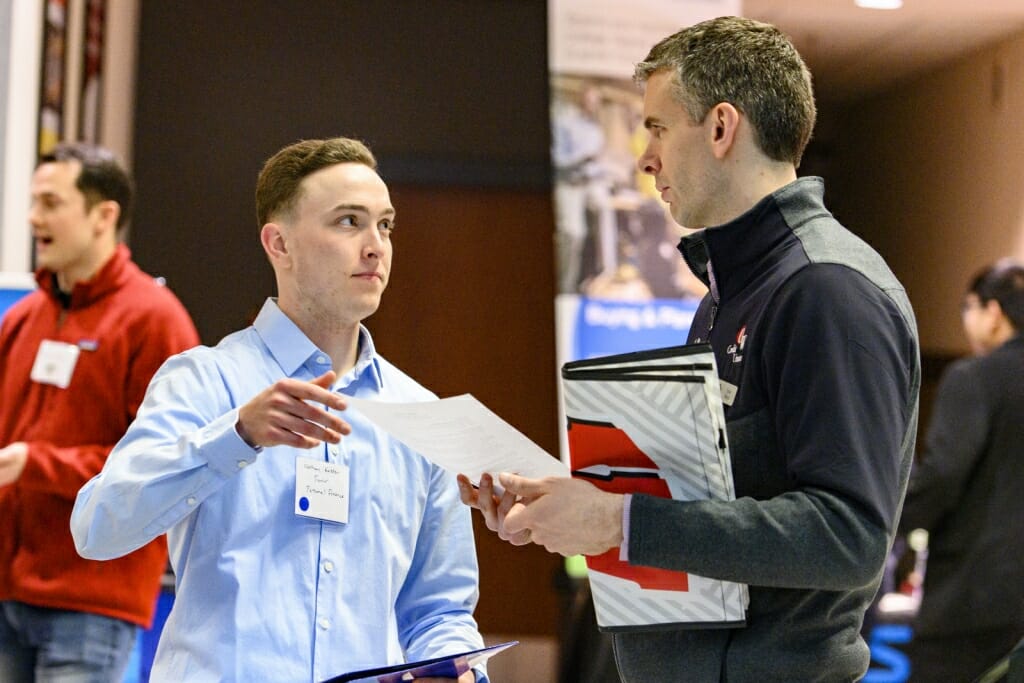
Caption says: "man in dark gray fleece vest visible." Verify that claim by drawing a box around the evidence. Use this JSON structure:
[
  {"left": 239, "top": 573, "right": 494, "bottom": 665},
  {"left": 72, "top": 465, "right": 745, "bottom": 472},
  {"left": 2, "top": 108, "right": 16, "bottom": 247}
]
[{"left": 460, "top": 16, "right": 920, "bottom": 683}]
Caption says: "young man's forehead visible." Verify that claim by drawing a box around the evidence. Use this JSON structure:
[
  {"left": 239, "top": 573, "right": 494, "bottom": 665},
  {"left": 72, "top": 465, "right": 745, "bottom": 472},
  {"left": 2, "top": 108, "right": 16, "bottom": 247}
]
[
  {"left": 35, "top": 158, "right": 83, "bottom": 177},
  {"left": 31, "top": 161, "right": 83, "bottom": 194},
  {"left": 297, "top": 164, "right": 393, "bottom": 215}
]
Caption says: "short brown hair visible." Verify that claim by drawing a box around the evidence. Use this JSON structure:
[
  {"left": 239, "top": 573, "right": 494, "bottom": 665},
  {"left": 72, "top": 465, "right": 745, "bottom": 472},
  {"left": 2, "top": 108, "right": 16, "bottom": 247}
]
[
  {"left": 635, "top": 16, "right": 816, "bottom": 167},
  {"left": 255, "top": 137, "right": 377, "bottom": 227},
  {"left": 39, "top": 142, "right": 134, "bottom": 230}
]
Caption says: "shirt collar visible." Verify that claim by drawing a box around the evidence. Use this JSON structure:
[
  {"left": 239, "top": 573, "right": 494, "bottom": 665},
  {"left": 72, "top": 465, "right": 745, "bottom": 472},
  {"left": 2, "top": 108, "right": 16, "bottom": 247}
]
[
  {"left": 252, "top": 298, "right": 384, "bottom": 389},
  {"left": 351, "top": 324, "right": 384, "bottom": 389}
]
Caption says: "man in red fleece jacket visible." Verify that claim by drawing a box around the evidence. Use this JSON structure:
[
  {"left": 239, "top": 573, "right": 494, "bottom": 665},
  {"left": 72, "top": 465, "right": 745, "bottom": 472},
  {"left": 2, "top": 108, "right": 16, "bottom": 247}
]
[{"left": 0, "top": 143, "right": 198, "bottom": 682}]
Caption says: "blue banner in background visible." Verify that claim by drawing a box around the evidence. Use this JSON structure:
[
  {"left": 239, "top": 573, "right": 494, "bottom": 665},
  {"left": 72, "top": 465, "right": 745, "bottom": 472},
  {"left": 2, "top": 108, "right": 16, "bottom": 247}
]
[
  {"left": 572, "top": 296, "right": 699, "bottom": 360},
  {"left": 0, "top": 273, "right": 35, "bottom": 320}
]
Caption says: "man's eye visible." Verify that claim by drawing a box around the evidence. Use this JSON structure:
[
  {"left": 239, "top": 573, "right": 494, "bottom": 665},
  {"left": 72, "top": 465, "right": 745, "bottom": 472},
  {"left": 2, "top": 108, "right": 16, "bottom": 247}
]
[
  {"left": 336, "top": 215, "right": 357, "bottom": 227},
  {"left": 379, "top": 219, "right": 394, "bottom": 233}
]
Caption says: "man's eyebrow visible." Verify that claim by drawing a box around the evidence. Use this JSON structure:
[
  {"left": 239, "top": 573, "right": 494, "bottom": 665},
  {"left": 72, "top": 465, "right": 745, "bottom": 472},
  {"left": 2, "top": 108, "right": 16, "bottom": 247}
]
[{"left": 327, "top": 203, "right": 396, "bottom": 216}]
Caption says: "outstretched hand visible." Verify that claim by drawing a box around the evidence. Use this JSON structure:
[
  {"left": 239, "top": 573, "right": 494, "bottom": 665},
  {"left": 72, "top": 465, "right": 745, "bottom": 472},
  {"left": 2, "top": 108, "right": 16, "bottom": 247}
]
[
  {"left": 458, "top": 472, "right": 625, "bottom": 556},
  {"left": 236, "top": 371, "right": 351, "bottom": 449}
]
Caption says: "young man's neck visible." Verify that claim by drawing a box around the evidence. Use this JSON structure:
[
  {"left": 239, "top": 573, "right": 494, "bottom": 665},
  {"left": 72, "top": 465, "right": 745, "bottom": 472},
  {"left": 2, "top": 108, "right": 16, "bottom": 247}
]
[
  {"left": 279, "top": 300, "right": 364, "bottom": 376},
  {"left": 54, "top": 241, "right": 119, "bottom": 293},
  {"left": 320, "top": 325, "right": 362, "bottom": 376}
]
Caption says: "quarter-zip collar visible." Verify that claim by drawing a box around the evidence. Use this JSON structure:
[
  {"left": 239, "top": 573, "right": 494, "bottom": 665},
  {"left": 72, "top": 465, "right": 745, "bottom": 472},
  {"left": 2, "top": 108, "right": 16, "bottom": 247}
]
[{"left": 677, "top": 177, "right": 829, "bottom": 304}]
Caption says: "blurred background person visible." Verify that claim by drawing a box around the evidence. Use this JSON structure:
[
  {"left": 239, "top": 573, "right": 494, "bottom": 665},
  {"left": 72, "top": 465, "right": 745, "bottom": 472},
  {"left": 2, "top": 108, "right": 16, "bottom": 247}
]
[
  {"left": 552, "top": 82, "right": 619, "bottom": 294},
  {"left": 0, "top": 143, "right": 199, "bottom": 682},
  {"left": 899, "top": 259, "right": 1024, "bottom": 682}
]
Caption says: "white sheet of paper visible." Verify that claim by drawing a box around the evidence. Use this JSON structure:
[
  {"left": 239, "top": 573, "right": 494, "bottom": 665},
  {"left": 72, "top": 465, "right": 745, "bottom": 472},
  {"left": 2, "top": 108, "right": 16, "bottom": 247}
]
[{"left": 345, "top": 394, "right": 568, "bottom": 484}]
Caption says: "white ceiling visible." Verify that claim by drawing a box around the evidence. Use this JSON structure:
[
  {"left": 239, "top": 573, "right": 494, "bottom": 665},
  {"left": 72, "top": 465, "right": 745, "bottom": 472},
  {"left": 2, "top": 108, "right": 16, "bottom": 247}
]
[{"left": 744, "top": 0, "right": 1024, "bottom": 103}]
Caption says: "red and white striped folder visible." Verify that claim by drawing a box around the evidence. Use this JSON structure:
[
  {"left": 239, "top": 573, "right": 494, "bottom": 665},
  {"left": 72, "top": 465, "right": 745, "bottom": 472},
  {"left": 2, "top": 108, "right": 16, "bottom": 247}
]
[{"left": 561, "top": 343, "right": 747, "bottom": 632}]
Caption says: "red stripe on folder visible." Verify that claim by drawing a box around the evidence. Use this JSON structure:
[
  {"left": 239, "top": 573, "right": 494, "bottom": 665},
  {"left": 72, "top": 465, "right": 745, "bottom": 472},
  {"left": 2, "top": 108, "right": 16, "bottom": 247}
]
[{"left": 568, "top": 420, "right": 688, "bottom": 592}]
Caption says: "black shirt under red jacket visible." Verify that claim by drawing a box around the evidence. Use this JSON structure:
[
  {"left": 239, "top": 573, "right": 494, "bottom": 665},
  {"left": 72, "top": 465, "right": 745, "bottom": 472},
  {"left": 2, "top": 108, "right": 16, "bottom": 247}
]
[{"left": 0, "top": 244, "right": 199, "bottom": 628}]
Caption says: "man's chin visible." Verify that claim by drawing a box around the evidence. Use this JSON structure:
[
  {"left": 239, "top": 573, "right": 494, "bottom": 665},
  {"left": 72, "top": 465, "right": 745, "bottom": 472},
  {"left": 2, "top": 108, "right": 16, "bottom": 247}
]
[{"left": 354, "top": 296, "right": 384, "bottom": 320}]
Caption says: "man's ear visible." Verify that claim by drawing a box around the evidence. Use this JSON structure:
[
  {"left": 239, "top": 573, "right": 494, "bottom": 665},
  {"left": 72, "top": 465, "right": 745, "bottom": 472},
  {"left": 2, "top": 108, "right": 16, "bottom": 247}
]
[
  {"left": 985, "top": 298, "right": 1008, "bottom": 326},
  {"left": 91, "top": 200, "right": 121, "bottom": 236},
  {"left": 707, "top": 102, "right": 741, "bottom": 160},
  {"left": 261, "top": 223, "right": 290, "bottom": 267}
]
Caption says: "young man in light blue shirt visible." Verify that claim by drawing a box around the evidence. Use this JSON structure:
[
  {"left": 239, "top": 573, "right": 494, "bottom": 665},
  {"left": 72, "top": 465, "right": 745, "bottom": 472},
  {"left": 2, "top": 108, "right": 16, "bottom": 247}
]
[{"left": 71, "top": 137, "right": 485, "bottom": 683}]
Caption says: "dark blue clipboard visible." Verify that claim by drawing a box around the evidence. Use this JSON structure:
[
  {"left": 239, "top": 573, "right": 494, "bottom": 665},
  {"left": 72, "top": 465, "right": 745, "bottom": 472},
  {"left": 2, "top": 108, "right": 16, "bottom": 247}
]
[{"left": 322, "top": 641, "right": 517, "bottom": 682}]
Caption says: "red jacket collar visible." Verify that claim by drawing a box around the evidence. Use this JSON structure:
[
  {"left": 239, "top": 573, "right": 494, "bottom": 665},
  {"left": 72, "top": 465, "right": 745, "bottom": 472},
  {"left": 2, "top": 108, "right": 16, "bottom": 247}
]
[{"left": 35, "top": 243, "right": 133, "bottom": 309}]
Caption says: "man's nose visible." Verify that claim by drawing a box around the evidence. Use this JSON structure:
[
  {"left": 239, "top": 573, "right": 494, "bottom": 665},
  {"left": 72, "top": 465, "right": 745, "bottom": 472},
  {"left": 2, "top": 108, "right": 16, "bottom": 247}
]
[
  {"left": 638, "top": 146, "right": 660, "bottom": 175},
  {"left": 362, "top": 230, "right": 384, "bottom": 257},
  {"left": 27, "top": 203, "right": 43, "bottom": 228}
]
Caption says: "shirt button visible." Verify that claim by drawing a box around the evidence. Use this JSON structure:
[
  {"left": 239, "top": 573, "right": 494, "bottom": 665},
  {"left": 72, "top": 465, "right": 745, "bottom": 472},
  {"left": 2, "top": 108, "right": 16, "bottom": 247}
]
[
  {"left": 316, "top": 355, "right": 328, "bottom": 365},
  {"left": 186, "top": 496, "right": 197, "bottom": 506},
  {"left": 237, "top": 460, "right": 248, "bottom": 469},
  {"left": 323, "top": 561, "right": 334, "bottom": 573},
  {"left": 318, "top": 618, "right": 331, "bottom": 630}
]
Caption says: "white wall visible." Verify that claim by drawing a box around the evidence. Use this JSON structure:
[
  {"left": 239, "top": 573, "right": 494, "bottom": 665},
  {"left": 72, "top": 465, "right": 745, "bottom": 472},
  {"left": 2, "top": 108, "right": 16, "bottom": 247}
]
[{"left": 1, "top": 0, "right": 42, "bottom": 272}]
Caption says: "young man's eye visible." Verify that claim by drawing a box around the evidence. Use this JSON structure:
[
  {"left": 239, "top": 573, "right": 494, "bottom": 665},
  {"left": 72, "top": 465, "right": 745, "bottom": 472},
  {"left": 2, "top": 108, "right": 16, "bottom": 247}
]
[
  {"left": 336, "top": 215, "right": 357, "bottom": 227},
  {"left": 379, "top": 219, "right": 394, "bottom": 233}
]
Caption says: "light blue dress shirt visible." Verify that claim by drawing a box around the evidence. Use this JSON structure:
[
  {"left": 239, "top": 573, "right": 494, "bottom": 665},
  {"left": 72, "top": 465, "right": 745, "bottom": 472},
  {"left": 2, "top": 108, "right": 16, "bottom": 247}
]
[{"left": 71, "top": 299, "right": 486, "bottom": 683}]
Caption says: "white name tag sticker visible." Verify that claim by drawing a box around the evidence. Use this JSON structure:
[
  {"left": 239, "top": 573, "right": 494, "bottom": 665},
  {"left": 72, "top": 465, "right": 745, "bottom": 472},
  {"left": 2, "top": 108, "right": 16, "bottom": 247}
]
[
  {"left": 295, "top": 456, "right": 349, "bottom": 524},
  {"left": 720, "top": 380, "right": 738, "bottom": 407},
  {"left": 30, "top": 340, "right": 80, "bottom": 389}
]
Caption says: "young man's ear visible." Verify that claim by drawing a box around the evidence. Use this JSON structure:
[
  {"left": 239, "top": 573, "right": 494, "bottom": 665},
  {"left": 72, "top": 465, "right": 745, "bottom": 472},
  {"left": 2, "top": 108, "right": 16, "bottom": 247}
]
[
  {"left": 261, "top": 223, "right": 291, "bottom": 268},
  {"left": 91, "top": 200, "right": 121, "bottom": 236}
]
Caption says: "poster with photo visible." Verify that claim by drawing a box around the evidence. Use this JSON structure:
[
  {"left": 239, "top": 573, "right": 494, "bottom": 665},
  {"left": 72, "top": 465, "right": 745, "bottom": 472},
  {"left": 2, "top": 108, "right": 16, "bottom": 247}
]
[
  {"left": 79, "top": 0, "right": 105, "bottom": 142},
  {"left": 38, "top": 0, "right": 67, "bottom": 156},
  {"left": 549, "top": 0, "right": 740, "bottom": 462}
]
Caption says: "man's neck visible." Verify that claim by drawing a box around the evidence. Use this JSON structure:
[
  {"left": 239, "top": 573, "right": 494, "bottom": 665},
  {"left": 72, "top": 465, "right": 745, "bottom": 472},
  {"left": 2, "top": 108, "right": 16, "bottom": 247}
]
[
  {"left": 727, "top": 163, "right": 798, "bottom": 222},
  {"left": 55, "top": 241, "right": 118, "bottom": 293},
  {"left": 279, "top": 299, "right": 363, "bottom": 376},
  {"left": 318, "top": 325, "right": 362, "bottom": 376}
]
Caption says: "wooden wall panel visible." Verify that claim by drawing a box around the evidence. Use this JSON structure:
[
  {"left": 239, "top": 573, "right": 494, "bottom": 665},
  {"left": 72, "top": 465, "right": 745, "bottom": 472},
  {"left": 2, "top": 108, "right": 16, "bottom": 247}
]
[{"left": 373, "top": 185, "right": 564, "bottom": 635}]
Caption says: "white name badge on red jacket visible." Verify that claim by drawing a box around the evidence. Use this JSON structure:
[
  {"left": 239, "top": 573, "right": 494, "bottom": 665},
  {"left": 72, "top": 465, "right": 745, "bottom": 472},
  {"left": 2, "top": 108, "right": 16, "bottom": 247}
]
[{"left": 30, "top": 340, "right": 81, "bottom": 389}]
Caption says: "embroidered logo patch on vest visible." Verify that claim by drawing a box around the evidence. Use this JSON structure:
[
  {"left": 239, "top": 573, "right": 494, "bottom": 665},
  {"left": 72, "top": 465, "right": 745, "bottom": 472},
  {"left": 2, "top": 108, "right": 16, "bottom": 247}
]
[{"left": 726, "top": 325, "right": 747, "bottom": 364}]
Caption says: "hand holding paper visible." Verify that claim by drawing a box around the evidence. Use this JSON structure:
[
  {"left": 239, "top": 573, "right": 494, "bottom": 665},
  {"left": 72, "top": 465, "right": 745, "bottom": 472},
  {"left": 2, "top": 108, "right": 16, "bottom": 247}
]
[
  {"left": 456, "top": 472, "right": 533, "bottom": 547},
  {"left": 499, "top": 473, "right": 625, "bottom": 556}
]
